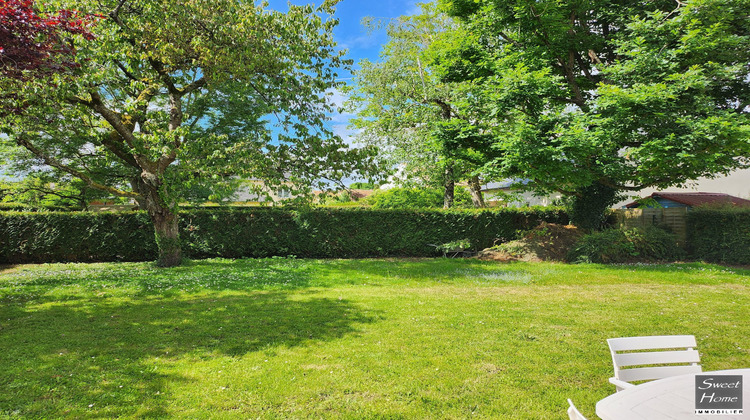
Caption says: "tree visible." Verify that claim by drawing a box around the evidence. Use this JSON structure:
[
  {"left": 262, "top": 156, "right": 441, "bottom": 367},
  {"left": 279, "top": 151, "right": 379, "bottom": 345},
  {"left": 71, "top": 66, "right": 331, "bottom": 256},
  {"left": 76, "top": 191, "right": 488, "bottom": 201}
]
[
  {"left": 348, "top": 3, "right": 495, "bottom": 208},
  {"left": 442, "top": 0, "right": 750, "bottom": 228},
  {"left": 348, "top": 181, "right": 375, "bottom": 189},
  {"left": 367, "top": 186, "right": 472, "bottom": 209},
  {"left": 0, "top": 0, "right": 97, "bottom": 79},
  {"left": 0, "top": 173, "right": 114, "bottom": 209},
  {"left": 1, "top": 0, "right": 376, "bottom": 266}
]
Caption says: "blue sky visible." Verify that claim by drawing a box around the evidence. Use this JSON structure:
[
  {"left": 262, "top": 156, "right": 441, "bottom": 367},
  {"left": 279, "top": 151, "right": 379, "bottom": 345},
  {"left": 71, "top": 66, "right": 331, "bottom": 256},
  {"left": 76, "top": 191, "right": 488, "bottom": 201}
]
[
  {"left": 266, "top": 0, "right": 421, "bottom": 149},
  {"left": 268, "top": 0, "right": 420, "bottom": 73}
]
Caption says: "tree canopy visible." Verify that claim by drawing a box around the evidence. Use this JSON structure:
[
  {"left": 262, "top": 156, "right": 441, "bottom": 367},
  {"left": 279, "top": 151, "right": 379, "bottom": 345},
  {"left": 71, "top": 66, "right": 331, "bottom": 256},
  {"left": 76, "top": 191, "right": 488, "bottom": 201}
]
[
  {"left": 1, "top": 0, "right": 377, "bottom": 266},
  {"left": 440, "top": 0, "right": 750, "bottom": 228},
  {"left": 348, "top": 3, "right": 495, "bottom": 208}
]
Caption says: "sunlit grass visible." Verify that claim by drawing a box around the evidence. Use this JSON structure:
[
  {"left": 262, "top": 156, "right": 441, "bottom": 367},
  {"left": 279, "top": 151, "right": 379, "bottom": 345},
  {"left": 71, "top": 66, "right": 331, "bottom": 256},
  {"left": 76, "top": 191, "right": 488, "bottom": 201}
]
[{"left": 1, "top": 258, "right": 749, "bottom": 418}]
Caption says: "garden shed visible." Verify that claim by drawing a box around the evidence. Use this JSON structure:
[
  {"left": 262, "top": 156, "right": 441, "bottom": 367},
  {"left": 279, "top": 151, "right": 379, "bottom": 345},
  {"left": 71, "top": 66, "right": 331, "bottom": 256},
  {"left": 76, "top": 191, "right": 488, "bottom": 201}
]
[{"left": 624, "top": 192, "right": 750, "bottom": 209}]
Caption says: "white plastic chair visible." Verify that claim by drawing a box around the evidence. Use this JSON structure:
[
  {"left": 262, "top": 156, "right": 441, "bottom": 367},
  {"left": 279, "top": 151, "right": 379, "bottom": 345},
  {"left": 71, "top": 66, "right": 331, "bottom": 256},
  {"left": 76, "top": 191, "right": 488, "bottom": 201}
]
[
  {"left": 607, "top": 335, "right": 702, "bottom": 392},
  {"left": 567, "top": 399, "right": 587, "bottom": 420}
]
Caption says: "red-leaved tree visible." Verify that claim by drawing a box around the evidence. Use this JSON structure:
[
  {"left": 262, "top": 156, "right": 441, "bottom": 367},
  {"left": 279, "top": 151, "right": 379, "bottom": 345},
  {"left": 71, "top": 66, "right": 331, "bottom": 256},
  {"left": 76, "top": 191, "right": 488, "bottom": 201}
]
[{"left": 0, "top": 0, "right": 97, "bottom": 79}]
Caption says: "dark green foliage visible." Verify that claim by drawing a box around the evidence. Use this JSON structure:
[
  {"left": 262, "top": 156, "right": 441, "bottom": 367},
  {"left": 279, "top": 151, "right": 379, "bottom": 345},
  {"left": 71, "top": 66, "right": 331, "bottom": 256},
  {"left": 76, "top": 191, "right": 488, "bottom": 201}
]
[
  {"left": 0, "top": 211, "right": 157, "bottom": 263},
  {"left": 0, "top": 207, "right": 567, "bottom": 263},
  {"left": 568, "top": 184, "right": 620, "bottom": 230},
  {"left": 688, "top": 207, "right": 750, "bottom": 265},
  {"left": 567, "top": 226, "right": 685, "bottom": 264}
]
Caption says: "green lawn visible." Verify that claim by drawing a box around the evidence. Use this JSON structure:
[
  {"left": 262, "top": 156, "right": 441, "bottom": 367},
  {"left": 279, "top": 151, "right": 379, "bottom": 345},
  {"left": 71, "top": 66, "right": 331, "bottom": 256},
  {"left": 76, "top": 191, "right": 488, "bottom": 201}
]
[{"left": 1, "top": 258, "right": 749, "bottom": 419}]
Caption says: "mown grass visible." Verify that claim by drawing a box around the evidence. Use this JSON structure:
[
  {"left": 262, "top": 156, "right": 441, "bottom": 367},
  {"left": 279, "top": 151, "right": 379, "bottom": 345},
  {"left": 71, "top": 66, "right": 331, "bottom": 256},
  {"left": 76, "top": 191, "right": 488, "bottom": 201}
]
[{"left": 1, "top": 258, "right": 749, "bottom": 419}]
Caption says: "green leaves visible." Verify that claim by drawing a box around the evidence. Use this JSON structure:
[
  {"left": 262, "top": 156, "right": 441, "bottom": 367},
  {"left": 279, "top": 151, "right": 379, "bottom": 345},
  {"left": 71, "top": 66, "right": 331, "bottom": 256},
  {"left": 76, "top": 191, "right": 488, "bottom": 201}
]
[
  {"left": 1, "top": 0, "right": 381, "bottom": 264},
  {"left": 437, "top": 0, "right": 750, "bottom": 214},
  {"left": 349, "top": 3, "right": 495, "bottom": 196},
  {"left": 1, "top": 0, "right": 377, "bottom": 204}
]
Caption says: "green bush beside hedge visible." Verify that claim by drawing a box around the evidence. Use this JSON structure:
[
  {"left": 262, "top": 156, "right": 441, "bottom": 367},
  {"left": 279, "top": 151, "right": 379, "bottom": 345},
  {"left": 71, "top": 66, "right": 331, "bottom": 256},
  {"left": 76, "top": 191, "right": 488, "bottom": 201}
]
[
  {"left": 688, "top": 207, "right": 750, "bottom": 265},
  {"left": 567, "top": 226, "right": 685, "bottom": 264},
  {"left": 0, "top": 207, "right": 568, "bottom": 263}
]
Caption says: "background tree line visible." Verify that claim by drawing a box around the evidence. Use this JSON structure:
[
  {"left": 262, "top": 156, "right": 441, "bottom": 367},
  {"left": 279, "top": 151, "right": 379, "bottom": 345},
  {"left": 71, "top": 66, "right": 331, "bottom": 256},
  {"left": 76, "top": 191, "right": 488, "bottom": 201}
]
[
  {"left": 350, "top": 0, "right": 749, "bottom": 228},
  {"left": 1, "top": 0, "right": 748, "bottom": 266}
]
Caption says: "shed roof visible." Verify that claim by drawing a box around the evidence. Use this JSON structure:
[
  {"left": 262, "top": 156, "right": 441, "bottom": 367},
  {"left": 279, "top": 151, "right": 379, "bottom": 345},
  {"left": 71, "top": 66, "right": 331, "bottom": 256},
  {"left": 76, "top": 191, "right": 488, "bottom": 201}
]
[{"left": 625, "top": 192, "right": 750, "bottom": 208}]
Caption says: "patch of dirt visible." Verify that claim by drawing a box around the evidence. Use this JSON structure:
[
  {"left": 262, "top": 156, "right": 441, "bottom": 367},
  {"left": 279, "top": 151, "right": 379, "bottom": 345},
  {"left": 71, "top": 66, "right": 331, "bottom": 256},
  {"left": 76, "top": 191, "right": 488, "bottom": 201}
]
[
  {"left": 477, "top": 222, "right": 583, "bottom": 262},
  {"left": 0, "top": 265, "right": 19, "bottom": 275}
]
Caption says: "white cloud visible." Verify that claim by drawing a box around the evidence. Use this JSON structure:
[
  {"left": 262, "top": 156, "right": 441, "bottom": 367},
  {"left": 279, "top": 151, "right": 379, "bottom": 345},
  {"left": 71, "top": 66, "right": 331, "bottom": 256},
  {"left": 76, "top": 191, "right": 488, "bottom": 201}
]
[
  {"left": 333, "top": 124, "right": 362, "bottom": 147},
  {"left": 327, "top": 88, "right": 357, "bottom": 124}
]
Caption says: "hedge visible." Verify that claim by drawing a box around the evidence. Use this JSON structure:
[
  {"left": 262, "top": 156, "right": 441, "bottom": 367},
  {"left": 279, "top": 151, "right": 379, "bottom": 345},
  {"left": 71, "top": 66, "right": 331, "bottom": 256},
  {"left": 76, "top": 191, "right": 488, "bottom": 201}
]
[
  {"left": 0, "top": 211, "right": 157, "bottom": 263},
  {"left": 687, "top": 207, "right": 750, "bottom": 265},
  {"left": 0, "top": 207, "right": 568, "bottom": 263}
]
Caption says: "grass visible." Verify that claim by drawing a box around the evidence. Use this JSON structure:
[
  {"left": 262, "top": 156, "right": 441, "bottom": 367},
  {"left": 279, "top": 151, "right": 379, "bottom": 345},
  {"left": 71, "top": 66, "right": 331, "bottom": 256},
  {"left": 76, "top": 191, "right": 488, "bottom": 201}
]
[{"left": 1, "top": 258, "right": 750, "bottom": 419}]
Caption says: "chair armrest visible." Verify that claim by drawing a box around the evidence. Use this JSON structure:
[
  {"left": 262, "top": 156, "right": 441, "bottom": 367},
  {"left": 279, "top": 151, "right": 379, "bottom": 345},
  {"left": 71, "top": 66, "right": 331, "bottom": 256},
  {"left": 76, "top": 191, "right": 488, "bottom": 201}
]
[{"left": 609, "top": 377, "right": 636, "bottom": 392}]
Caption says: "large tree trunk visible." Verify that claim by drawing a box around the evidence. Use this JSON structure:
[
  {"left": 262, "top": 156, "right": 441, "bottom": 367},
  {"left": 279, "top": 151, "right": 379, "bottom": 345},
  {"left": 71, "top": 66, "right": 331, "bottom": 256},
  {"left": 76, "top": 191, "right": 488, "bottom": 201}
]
[
  {"left": 468, "top": 176, "right": 486, "bottom": 208},
  {"left": 443, "top": 163, "right": 455, "bottom": 209},
  {"left": 151, "top": 208, "right": 181, "bottom": 267},
  {"left": 132, "top": 175, "right": 182, "bottom": 267}
]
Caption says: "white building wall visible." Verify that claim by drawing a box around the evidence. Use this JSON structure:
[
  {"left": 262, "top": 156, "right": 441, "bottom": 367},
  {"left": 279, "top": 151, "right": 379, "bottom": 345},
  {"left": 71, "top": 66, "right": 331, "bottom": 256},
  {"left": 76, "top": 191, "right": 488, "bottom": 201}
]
[{"left": 614, "top": 168, "right": 750, "bottom": 208}]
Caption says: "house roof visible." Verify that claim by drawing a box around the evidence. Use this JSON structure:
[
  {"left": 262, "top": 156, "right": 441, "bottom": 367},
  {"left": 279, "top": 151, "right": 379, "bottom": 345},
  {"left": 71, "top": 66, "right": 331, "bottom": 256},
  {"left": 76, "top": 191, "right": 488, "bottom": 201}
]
[
  {"left": 625, "top": 192, "right": 750, "bottom": 208},
  {"left": 482, "top": 179, "right": 531, "bottom": 190},
  {"left": 349, "top": 189, "right": 374, "bottom": 200},
  {"left": 313, "top": 189, "right": 374, "bottom": 200}
]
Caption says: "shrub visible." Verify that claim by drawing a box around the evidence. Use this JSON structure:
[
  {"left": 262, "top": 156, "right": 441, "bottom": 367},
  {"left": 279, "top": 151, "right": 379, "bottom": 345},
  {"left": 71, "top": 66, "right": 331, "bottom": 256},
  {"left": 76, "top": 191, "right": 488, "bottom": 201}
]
[
  {"left": 567, "top": 226, "right": 685, "bottom": 264},
  {"left": 688, "top": 206, "right": 750, "bottom": 264},
  {"left": 0, "top": 207, "right": 568, "bottom": 263},
  {"left": 367, "top": 187, "right": 473, "bottom": 209}
]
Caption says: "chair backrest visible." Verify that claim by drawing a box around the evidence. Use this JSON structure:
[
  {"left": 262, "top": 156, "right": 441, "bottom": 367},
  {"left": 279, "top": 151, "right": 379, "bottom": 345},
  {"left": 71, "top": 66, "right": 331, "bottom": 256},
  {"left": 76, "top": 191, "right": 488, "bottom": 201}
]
[
  {"left": 567, "top": 399, "right": 587, "bottom": 420},
  {"left": 607, "top": 335, "right": 702, "bottom": 385}
]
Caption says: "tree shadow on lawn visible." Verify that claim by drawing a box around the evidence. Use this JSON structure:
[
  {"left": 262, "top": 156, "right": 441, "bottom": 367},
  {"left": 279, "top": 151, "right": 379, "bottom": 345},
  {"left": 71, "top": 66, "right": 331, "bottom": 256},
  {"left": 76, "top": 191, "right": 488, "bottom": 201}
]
[
  {"left": 0, "top": 291, "right": 376, "bottom": 418},
  {"left": 275, "top": 257, "right": 527, "bottom": 282},
  {"left": 0, "top": 258, "right": 332, "bottom": 304}
]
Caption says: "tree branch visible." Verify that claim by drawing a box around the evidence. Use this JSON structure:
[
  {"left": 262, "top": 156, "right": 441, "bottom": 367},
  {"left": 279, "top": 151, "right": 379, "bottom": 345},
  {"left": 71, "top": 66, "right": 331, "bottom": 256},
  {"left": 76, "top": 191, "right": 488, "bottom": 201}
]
[
  {"left": 179, "top": 77, "right": 206, "bottom": 96},
  {"left": 148, "top": 57, "right": 178, "bottom": 95},
  {"left": 109, "top": 0, "right": 128, "bottom": 23},
  {"left": 69, "top": 91, "right": 158, "bottom": 172},
  {"left": 16, "top": 136, "right": 139, "bottom": 198},
  {"left": 114, "top": 60, "right": 140, "bottom": 82},
  {"left": 431, "top": 98, "right": 453, "bottom": 120},
  {"left": 499, "top": 31, "right": 523, "bottom": 47},
  {"left": 11, "top": 185, "right": 87, "bottom": 206}
]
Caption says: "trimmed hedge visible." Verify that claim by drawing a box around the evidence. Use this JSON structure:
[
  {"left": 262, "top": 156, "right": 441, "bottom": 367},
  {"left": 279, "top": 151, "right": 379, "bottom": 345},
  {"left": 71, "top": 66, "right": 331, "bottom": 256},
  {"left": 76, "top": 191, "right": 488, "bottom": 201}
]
[
  {"left": 688, "top": 207, "right": 750, "bottom": 265},
  {"left": 0, "top": 211, "right": 157, "bottom": 263},
  {"left": 0, "top": 207, "right": 568, "bottom": 263}
]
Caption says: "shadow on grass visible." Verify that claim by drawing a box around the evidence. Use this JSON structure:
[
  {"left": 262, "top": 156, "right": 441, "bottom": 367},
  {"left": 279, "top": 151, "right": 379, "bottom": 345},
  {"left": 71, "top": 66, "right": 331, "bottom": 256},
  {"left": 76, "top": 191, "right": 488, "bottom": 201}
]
[
  {"left": 0, "top": 258, "right": 327, "bottom": 304},
  {"left": 1, "top": 257, "right": 508, "bottom": 305},
  {"left": 0, "top": 264, "right": 17, "bottom": 274},
  {"left": 0, "top": 291, "right": 375, "bottom": 418}
]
